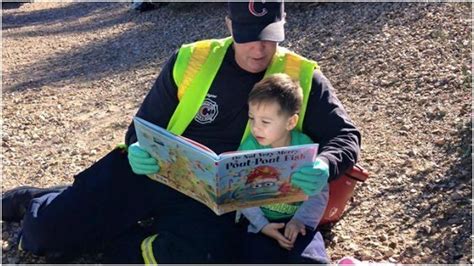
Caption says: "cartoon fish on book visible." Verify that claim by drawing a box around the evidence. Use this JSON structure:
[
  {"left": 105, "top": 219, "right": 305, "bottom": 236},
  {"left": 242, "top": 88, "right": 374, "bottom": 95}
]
[{"left": 231, "top": 165, "right": 286, "bottom": 201}]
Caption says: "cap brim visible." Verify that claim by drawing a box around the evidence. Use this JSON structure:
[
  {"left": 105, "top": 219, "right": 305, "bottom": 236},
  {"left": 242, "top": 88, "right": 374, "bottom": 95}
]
[{"left": 232, "top": 20, "right": 285, "bottom": 44}]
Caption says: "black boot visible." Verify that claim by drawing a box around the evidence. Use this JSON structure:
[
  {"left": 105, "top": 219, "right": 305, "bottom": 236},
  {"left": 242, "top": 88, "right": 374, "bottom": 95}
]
[{"left": 2, "top": 185, "right": 68, "bottom": 222}]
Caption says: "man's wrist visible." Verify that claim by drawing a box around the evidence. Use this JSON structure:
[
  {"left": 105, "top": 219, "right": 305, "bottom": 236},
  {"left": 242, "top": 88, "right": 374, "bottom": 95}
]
[{"left": 315, "top": 156, "right": 329, "bottom": 168}]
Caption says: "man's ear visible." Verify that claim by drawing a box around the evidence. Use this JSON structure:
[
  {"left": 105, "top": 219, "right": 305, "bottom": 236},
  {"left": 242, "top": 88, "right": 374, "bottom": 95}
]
[
  {"left": 286, "top": 114, "right": 299, "bottom": 131},
  {"left": 225, "top": 16, "right": 233, "bottom": 36}
]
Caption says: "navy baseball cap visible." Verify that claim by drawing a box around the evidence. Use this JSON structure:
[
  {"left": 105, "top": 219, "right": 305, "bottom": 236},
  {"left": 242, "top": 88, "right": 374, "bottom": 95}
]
[{"left": 228, "top": 1, "right": 285, "bottom": 44}]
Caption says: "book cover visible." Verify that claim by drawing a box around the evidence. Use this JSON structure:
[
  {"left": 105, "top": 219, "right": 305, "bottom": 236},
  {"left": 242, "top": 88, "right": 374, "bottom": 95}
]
[{"left": 134, "top": 117, "right": 318, "bottom": 215}]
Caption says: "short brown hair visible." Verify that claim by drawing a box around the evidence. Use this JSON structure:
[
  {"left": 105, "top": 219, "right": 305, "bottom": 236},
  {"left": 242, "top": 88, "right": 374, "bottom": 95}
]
[{"left": 248, "top": 73, "right": 303, "bottom": 116}]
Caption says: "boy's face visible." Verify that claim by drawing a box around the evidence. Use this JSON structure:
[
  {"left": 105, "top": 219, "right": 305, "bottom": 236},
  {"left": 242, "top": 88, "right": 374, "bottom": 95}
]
[{"left": 248, "top": 101, "right": 297, "bottom": 148}]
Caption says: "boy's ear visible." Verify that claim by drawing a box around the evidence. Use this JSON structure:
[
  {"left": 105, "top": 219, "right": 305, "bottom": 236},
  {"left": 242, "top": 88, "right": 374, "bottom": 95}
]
[{"left": 286, "top": 114, "right": 299, "bottom": 131}]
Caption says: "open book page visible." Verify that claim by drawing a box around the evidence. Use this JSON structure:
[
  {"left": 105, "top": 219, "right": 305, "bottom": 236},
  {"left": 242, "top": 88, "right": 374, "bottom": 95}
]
[
  {"left": 134, "top": 117, "right": 220, "bottom": 212},
  {"left": 214, "top": 144, "right": 318, "bottom": 214}
]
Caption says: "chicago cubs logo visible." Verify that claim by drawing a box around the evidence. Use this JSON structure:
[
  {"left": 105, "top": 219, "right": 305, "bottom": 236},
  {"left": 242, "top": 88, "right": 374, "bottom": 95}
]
[
  {"left": 248, "top": 0, "right": 268, "bottom": 17},
  {"left": 194, "top": 98, "right": 219, "bottom": 124}
]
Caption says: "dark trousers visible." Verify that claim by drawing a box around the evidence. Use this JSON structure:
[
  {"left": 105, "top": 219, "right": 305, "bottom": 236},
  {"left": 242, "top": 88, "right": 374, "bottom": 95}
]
[
  {"left": 21, "top": 148, "right": 241, "bottom": 263},
  {"left": 240, "top": 219, "right": 326, "bottom": 264}
]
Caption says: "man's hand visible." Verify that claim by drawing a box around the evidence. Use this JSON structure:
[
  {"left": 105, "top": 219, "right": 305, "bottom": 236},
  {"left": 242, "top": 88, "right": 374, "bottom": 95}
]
[
  {"left": 261, "top": 223, "right": 294, "bottom": 250},
  {"left": 284, "top": 218, "right": 306, "bottom": 245},
  {"left": 128, "top": 142, "right": 160, "bottom": 175},
  {"left": 291, "top": 158, "right": 329, "bottom": 196}
]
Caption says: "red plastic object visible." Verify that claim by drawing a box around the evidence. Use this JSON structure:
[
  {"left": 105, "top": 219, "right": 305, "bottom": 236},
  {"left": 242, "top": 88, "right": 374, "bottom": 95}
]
[{"left": 320, "top": 164, "right": 369, "bottom": 225}]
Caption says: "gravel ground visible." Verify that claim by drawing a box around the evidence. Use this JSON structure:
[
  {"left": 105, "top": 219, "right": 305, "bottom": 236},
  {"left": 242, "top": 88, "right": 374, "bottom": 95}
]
[{"left": 1, "top": 2, "right": 472, "bottom": 264}]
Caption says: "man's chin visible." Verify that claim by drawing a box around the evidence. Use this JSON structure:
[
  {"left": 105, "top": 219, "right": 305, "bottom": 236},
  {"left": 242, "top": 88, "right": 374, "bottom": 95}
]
[
  {"left": 247, "top": 67, "right": 266, "bottom": 73},
  {"left": 248, "top": 61, "right": 270, "bottom": 73}
]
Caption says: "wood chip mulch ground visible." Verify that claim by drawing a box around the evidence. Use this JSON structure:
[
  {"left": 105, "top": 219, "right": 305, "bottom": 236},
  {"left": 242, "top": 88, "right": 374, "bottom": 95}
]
[{"left": 2, "top": 2, "right": 472, "bottom": 264}]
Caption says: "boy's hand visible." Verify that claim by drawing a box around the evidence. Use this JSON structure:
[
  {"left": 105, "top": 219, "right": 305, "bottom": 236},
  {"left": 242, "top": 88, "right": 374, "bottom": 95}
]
[
  {"left": 261, "top": 223, "right": 294, "bottom": 250},
  {"left": 291, "top": 158, "right": 329, "bottom": 196},
  {"left": 284, "top": 218, "right": 306, "bottom": 244},
  {"left": 128, "top": 142, "right": 160, "bottom": 175}
]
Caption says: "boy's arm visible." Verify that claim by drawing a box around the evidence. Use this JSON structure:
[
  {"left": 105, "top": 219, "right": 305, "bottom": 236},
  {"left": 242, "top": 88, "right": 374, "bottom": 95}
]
[
  {"left": 241, "top": 207, "right": 270, "bottom": 233},
  {"left": 292, "top": 184, "right": 329, "bottom": 230}
]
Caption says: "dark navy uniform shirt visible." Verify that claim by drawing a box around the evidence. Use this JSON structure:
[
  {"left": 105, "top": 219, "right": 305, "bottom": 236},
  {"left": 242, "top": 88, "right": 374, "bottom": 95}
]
[{"left": 125, "top": 44, "right": 361, "bottom": 181}]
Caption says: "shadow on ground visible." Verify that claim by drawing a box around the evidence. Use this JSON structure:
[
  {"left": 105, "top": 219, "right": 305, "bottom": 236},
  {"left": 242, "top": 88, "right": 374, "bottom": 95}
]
[
  {"left": 3, "top": 2, "right": 415, "bottom": 93},
  {"left": 2, "top": 3, "right": 22, "bottom": 10},
  {"left": 366, "top": 118, "right": 471, "bottom": 263},
  {"left": 2, "top": 2, "right": 107, "bottom": 30},
  {"left": 2, "top": 2, "right": 225, "bottom": 93}
]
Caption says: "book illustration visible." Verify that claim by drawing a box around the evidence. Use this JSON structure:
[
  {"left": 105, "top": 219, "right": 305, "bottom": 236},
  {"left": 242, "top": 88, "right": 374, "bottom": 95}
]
[
  {"left": 140, "top": 131, "right": 217, "bottom": 206},
  {"left": 216, "top": 150, "right": 314, "bottom": 206},
  {"left": 218, "top": 165, "right": 287, "bottom": 202}
]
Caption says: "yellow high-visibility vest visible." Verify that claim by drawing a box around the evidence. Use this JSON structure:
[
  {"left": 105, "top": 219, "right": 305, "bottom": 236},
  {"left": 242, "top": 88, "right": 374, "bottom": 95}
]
[{"left": 167, "top": 37, "right": 319, "bottom": 143}]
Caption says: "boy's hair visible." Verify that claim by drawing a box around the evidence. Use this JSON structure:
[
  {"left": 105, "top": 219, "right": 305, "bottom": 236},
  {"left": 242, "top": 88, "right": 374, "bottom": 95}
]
[{"left": 249, "top": 73, "right": 303, "bottom": 116}]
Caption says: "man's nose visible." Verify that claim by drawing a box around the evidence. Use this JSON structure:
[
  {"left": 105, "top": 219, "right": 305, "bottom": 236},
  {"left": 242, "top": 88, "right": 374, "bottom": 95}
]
[{"left": 253, "top": 42, "right": 267, "bottom": 56}]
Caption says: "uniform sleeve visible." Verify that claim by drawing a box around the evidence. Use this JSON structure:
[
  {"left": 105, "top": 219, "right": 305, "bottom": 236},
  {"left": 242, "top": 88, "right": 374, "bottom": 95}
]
[
  {"left": 292, "top": 184, "right": 329, "bottom": 230},
  {"left": 125, "top": 52, "right": 180, "bottom": 146},
  {"left": 303, "top": 70, "right": 361, "bottom": 181},
  {"left": 241, "top": 207, "right": 270, "bottom": 233}
]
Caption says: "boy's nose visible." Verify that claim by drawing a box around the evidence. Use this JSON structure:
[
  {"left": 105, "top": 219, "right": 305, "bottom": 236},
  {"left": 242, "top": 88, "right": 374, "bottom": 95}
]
[{"left": 251, "top": 125, "right": 260, "bottom": 133}]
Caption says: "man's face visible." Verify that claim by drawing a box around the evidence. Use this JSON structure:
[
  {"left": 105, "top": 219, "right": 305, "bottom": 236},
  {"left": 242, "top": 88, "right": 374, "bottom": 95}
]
[{"left": 233, "top": 41, "right": 277, "bottom": 73}]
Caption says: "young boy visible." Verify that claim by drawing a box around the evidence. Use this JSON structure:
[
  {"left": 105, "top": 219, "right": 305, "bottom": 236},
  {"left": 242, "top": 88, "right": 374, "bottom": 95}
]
[{"left": 239, "top": 73, "right": 330, "bottom": 263}]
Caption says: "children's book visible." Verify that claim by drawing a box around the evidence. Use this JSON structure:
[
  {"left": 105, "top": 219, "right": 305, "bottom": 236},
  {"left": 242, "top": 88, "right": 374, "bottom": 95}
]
[{"left": 134, "top": 117, "right": 319, "bottom": 215}]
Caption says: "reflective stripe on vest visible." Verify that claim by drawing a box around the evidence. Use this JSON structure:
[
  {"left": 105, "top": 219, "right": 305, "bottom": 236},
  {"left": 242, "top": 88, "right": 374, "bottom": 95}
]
[
  {"left": 168, "top": 37, "right": 233, "bottom": 135},
  {"left": 141, "top": 234, "right": 158, "bottom": 265},
  {"left": 168, "top": 37, "right": 318, "bottom": 142}
]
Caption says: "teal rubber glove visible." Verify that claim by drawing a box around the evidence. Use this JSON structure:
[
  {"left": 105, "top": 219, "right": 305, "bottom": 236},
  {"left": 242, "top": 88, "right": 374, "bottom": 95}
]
[
  {"left": 291, "top": 158, "right": 329, "bottom": 196},
  {"left": 128, "top": 142, "right": 160, "bottom": 175}
]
